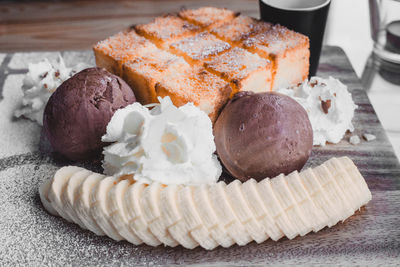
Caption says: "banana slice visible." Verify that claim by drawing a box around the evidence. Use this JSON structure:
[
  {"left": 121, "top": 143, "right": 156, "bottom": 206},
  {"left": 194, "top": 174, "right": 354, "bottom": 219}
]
[
  {"left": 339, "top": 157, "right": 372, "bottom": 206},
  {"left": 192, "top": 184, "right": 235, "bottom": 247},
  {"left": 257, "top": 178, "right": 300, "bottom": 239},
  {"left": 269, "top": 174, "right": 312, "bottom": 236},
  {"left": 141, "top": 183, "right": 179, "bottom": 247},
  {"left": 39, "top": 179, "right": 59, "bottom": 216},
  {"left": 177, "top": 186, "right": 218, "bottom": 250},
  {"left": 285, "top": 171, "right": 328, "bottom": 232},
  {"left": 48, "top": 166, "right": 84, "bottom": 222},
  {"left": 323, "top": 158, "right": 362, "bottom": 211},
  {"left": 90, "top": 176, "right": 124, "bottom": 241},
  {"left": 208, "top": 182, "right": 252, "bottom": 246},
  {"left": 226, "top": 180, "right": 268, "bottom": 243},
  {"left": 124, "top": 182, "right": 162, "bottom": 246},
  {"left": 74, "top": 173, "right": 106, "bottom": 235},
  {"left": 299, "top": 168, "right": 341, "bottom": 227},
  {"left": 313, "top": 164, "right": 354, "bottom": 221},
  {"left": 158, "top": 184, "right": 198, "bottom": 249},
  {"left": 324, "top": 157, "right": 368, "bottom": 208},
  {"left": 241, "top": 179, "right": 284, "bottom": 240},
  {"left": 61, "top": 169, "right": 92, "bottom": 229},
  {"left": 108, "top": 179, "right": 143, "bottom": 245}
]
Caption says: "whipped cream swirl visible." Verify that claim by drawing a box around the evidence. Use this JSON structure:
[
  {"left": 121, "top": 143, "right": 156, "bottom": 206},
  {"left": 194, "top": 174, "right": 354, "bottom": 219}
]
[
  {"left": 14, "top": 55, "right": 87, "bottom": 125},
  {"left": 278, "top": 77, "right": 357, "bottom": 146},
  {"left": 102, "top": 96, "right": 222, "bottom": 185}
]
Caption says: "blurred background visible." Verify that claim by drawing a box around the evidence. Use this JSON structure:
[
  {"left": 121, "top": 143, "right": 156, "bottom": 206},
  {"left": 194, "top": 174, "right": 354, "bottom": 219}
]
[{"left": 0, "top": 0, "right": 399, "bottom": 157}]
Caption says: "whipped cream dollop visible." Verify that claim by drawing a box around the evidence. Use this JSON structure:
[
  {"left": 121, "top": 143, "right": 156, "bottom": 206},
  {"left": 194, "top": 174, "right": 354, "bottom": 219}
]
[
  {"left": 102, "top": 96, "right": 222, "bottom": 185},
  {"left": 14, "top": 55, "right": 87, "bottom": 125},
  {"left": 278, "top": 77, "right": 357, "bottom": 146}
]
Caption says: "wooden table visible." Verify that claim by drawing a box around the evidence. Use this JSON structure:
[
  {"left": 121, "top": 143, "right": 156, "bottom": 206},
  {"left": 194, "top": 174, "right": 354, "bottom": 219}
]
[{"left": 0, "top": 0, "right": 258, "bottom": 52}]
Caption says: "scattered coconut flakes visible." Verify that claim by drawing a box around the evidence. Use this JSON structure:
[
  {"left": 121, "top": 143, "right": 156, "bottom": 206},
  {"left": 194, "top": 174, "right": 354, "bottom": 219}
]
[
  {"left": 363, "top": 133, "right": 376, "bottom": 142},
  {"left": 349, "top": 135, "right": 361, "bottom": 145}
]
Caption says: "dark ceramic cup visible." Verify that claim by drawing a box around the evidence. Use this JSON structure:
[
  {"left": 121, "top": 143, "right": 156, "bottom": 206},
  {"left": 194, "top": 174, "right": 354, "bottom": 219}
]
[{"left": 259, "top": 0, "right": 331, "bottom": 77}]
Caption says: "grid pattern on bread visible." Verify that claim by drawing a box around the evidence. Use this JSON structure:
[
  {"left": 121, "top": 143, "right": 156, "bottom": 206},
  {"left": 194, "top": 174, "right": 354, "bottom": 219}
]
[
  {"left": 135, "top": 15, "right": 200, "bottom": 49},
  {"left": 211, "top": 15, "right": 272, "bottom": 44},
  {"left": 178, "top": 7, "right": 238, "bottom": 29},
  {"left": 169, "top": 32, "right": 231, "bottom": 64},
  {"left": 93, "top": 7, "right": 310, "bottom": 122}
]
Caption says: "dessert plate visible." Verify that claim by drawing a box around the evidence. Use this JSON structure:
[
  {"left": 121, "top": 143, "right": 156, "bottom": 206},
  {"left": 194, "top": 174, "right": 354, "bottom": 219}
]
[{"left": 0, "top": 46, "right": 399, "bottom": 265}]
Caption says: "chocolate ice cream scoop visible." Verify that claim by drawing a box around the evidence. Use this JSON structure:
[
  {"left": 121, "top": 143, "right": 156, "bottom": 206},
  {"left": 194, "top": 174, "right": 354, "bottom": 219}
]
[
  {"left": 43, "top": 67, "right": 136, "bottom": 161},
  {"left": 214, "top": 91, "right": 313, "bottom": 181}
]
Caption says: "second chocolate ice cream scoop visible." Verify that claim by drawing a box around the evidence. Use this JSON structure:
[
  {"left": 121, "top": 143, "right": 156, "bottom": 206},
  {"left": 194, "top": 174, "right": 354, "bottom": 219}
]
[{"left": 214, "top": 91, "right": 313, "bottom": 181}]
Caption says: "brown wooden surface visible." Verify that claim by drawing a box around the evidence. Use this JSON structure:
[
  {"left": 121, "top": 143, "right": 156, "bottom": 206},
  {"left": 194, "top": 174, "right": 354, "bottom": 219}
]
[{"left": 0, "top": 0, "right": 258, "bottom": 52}]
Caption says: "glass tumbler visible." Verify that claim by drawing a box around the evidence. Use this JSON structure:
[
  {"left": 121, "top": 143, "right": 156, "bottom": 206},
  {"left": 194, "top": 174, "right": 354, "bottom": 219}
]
[{"left": 369, "top": 0, "right": 400, "bottom": 64}]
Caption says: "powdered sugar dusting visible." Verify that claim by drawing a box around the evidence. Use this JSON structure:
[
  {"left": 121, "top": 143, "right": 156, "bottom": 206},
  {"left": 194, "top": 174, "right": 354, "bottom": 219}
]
[
  {"left": 212, "top": 15, "right": 272, "bottom": 43},
  {"left": 179, "top": 7, "right": 236, "bottom": 28},
  {"left": 170, "top": 32, "right": 231, "bottom": 61},
  {"left": 135, "top": 15, "right": 199, "bottom": 41},
  {"left": 204, "top": 47, "right": 269, "bottom": 80}
]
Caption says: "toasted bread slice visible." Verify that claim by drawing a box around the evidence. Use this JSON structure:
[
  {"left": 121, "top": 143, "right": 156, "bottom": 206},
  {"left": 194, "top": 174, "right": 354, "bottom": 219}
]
[
  {"left": 179, "top": 7, "right": 238, "bottom": 29},
  {"left": 122, "top": 49, "right": 191, "bottom": 104},
  {"left": 93, "top": 30, "right": 157, "bottom": 76},
  {"left": 93, "top": 7, "right": 310, "bottom": 123},
  {"left": 169, "top": 32, "right": 231, "bottom": 65},
  {"left": 204, "top": 47, "right": 273, "bottom": 94},
  {"left": 242, "top": 25, "right": 310, "bottom": 90},
  {"left": 155, "top": 67, "right": 232, "bottom": 122},
  {"left": 135, "top": 15, "right": 200, "bottom": 49},
  {"left": 211, "top": 15, "right": 272, "bottom": 45}
]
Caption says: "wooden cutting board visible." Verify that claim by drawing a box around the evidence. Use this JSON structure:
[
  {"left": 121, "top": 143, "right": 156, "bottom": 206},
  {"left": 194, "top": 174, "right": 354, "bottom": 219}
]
[{"left": 0, "top": 46, "right": 399, "bottom": 266}]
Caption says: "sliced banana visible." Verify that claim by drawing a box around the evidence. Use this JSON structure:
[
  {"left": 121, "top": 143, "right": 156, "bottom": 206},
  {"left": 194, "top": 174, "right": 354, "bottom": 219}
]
[
  {"left": 40, "top": 157, "right": 372, "bottom": 249},
  {"left": 226, "top": 180, "right": 268, "bottom": 243},
  {"left": 39, "top": 178, "right": 59, "bottom": 216},
  {"left": 269, "top": 174, "right": 312, "bottom": 236},
  {"left": 61, "top": 169, "right": 92, "bottom": 229},
  {"left": 177, "top": 186, "right": 218, "bottom": 250},
  {"left": 241, "top": 179, "right": 284, "bottom": 240},
  {"left": 285, "top": 171, "right": 328, "bottom": 232},
  {"left": 90, "top": 176, "right": 124, "bottom": 241},
  {"left": 74, "top": 173, "right": 106, "bottom": 235},
  {"left": 48, "top": 166, "right": 84, "bottom": 222},
  {"left": 141, "top": 183, "right": 179, "bottom": 247},
  {"left": 323, "top": 158, "right": 362, "bottom": 211},
  {"left": 257, "top": 178, "right": 300, "bottom": 239},
  {"left": 299, "top": 168, "right": 341, "bottom": 227},
  {"left": 108, "top": 179, "right": 143, "bottom": 245},
  {"left": 192, "top": 184, "right": 235, "bottom": 247},
  {"left": 339, "top": 157, "right": 372, "bottom": 206},
  {"left": 124, "top": 182, "right": 162, "bottom": 246},
  {"left": 158, "top": 184, "right": 198, "bottom": 249},
  {"left": 313, "top": 164, "right": 354, "bottom": 221},
  {"left": 208, "top": 182, "right": 252, "bottom": 246}
]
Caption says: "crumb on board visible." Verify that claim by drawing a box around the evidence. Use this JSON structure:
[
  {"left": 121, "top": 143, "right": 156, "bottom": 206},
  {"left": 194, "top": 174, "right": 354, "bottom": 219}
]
[
  {"left": 349, "top": 135, "right": 361, "bottom": 145},
  {"left": 363, "top": 133, "right": 376, "bottom": 142}
]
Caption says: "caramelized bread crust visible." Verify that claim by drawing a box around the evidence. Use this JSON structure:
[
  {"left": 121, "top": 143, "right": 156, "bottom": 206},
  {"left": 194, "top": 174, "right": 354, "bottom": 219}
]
[
  {"left": 178, "top": 7, "right": 238, "bottom": 29},
  {"left": 94, "top": 7, "right": 309, "bottom": 122},
  {"left": 155, "top": 67, "right": 232, "bottom": 123},
  {"left": 134, "top": 15, "right": 200, "bottom": 49},
  {"left": 93, "top": 30, "right": 157, "bottom": 76}
]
